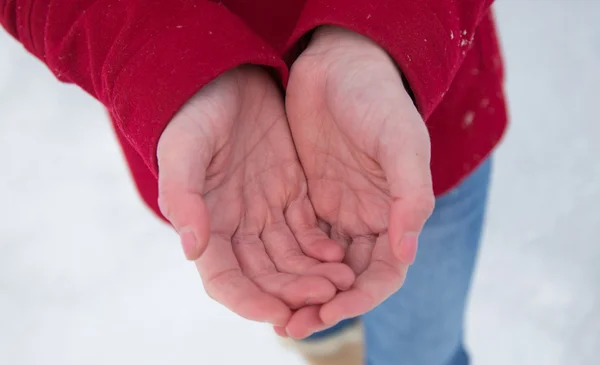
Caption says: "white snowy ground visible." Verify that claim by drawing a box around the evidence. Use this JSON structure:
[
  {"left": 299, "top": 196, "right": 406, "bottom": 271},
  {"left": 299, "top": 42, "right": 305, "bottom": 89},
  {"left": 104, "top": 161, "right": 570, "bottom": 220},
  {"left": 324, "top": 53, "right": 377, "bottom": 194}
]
[{"left": 1, "top": 1, "right": 599, "bottom": 364}]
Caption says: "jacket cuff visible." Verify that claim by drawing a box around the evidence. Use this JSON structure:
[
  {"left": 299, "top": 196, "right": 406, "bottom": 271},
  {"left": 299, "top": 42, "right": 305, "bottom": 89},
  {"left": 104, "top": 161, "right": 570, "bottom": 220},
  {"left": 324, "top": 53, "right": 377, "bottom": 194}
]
[
  {"left": 110, "top": 3, "right": 287, "bottom": 176},
  {"left": 288, "top": 0, "right": 489, "bottom": 120}
]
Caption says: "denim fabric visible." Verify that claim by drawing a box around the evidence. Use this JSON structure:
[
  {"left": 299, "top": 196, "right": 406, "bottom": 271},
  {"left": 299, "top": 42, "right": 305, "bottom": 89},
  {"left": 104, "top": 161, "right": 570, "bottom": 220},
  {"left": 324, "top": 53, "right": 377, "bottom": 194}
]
[{"left": 307, "top": 159, "right": 492, "bottom": 365}]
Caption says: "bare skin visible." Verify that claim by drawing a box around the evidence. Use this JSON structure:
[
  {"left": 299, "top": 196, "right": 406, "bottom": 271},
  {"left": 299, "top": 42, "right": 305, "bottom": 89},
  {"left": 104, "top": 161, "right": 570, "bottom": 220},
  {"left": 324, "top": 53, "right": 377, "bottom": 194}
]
[
  {"left": 156, "top": 26, "right": 435, "bottom": 339},
  {"left": 156, "top": 66, "right": 355, "bottom": 327},
  {"left": 281, "top": 26, "right": 435, "bottom": 338}
]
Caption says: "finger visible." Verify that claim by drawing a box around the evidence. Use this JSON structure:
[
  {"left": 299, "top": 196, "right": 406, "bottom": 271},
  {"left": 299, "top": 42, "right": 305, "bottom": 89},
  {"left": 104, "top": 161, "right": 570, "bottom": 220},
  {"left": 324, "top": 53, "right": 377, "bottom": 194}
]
[
  {"left": 232, "top": 231, "right": 336, "bottom": 308},
  {"left": 257, "top": 274, "right": 335, "bottom": 309},
  {"left": 378, "top": 116, "right": 435, "bottom": 263},
  {"left": 389, "top": 202, "right": 425, "bottom": 264},
  {"left": 386, "top": 194, "right": 434, "bottom": 264},
  {"left": 262, "top": 220, "right": 355, "bottom": 290},
  {"left": 344, "top": 235, "right": 376, "bottom": 275},
  {"left": 302, "top": 263, "right": 355, "bottom": 291},
  {"left": 285, "top": 306, "right": 326, "bottom": 340},
  {"left": 273, "top": 325, "right": 288, "bottom": 338},
  {"left": 319, "top": 233, "right": 409, "bottom": 325},
  {"left": 286, "top": 196, "right": 345, "bottom": 262},
  {"left": 157, "top": 119, "right": 214, "bottom": 260},
  {"left": 196, "top": 233, "right": 291, "bottom": 326},
  {"left": 331, "top": 228, "right": 351, "bottom": 253},
  {"left": 318, "top": 218, "right": 332, "bottom": 237},
  {"left": 158, "top": 191, "right": 210, "bottom": 261}
]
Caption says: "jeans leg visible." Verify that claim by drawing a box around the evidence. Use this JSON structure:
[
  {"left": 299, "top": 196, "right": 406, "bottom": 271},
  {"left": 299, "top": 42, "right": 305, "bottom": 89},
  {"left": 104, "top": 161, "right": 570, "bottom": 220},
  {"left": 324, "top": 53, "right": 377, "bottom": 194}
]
[{"left": 363, "top": 159, "right": 492, "bottom": 365}]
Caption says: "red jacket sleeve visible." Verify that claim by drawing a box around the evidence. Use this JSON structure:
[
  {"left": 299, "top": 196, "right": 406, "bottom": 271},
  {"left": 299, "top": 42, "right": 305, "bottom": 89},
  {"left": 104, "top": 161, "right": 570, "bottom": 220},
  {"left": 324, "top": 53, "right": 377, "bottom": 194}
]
[
  {"left": 1, "top": 0, "right": 287, "bottom": 177},
  {"left": 288, "top": 0, "right": 494, "bottom": 120}
]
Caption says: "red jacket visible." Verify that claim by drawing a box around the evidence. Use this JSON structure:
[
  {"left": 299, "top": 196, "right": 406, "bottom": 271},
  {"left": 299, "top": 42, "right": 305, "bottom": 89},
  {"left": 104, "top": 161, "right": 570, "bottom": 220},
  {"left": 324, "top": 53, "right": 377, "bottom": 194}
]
[{"left": 1, "top": 0, "right": 507, "bottom": 221}]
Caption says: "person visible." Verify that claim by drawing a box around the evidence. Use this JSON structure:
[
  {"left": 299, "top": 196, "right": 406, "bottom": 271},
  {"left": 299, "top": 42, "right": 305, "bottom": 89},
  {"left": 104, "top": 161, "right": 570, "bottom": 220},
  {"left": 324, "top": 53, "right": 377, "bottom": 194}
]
[{"left": 1, "top": 1, "right": 507, "bottom": 364}]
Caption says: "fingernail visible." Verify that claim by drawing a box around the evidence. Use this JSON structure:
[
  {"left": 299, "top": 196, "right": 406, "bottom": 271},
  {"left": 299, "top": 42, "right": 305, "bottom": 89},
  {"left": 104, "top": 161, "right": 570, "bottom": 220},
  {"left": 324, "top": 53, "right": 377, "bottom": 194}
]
[
  {"left": 179, "top": 227, "right": 198, "bottom": 260},
  {"left": 395, "top": 232, "right": 419, "bottom": 265}
]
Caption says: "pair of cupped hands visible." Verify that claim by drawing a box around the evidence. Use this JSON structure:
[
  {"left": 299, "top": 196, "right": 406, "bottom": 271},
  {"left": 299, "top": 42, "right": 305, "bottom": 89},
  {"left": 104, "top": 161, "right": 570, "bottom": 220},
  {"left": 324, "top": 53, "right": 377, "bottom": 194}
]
[{"left": 156, "top": 26, "right": 434, "bottom": 339}]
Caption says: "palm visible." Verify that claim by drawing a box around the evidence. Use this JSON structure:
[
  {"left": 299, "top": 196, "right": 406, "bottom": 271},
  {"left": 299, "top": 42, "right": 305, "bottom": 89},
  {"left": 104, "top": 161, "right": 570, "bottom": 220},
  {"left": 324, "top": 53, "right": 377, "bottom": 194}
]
[
  {"left": 285, "top": 27, "right": 435, "bottom": 333},
  {"left": 157, "top": 66, "right": 353, "bottom": 327},
  {"left": 292, "top": 59, "right": 398, "bottom": 245}
]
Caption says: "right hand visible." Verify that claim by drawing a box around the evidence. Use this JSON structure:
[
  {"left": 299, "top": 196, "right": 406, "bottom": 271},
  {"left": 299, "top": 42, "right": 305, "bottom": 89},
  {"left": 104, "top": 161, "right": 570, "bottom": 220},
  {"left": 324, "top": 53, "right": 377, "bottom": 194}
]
[{"left": 156, "top": 66, "right": 355, "bottom": 326}]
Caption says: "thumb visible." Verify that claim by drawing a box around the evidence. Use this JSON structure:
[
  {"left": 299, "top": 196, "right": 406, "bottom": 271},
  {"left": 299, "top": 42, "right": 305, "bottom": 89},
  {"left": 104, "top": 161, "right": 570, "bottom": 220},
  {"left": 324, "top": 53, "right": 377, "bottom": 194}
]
[
  {"left": 157, "top": 118, "right": 213, "bottom": 261},
  {"left": 378, "top": 113, "right": 435, "bottom": 265}
]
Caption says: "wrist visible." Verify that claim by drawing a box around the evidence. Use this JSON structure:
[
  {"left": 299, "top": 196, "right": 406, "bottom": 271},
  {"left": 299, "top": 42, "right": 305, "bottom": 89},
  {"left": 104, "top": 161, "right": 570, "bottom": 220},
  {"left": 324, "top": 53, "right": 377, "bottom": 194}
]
[
  {"left": 308, "top": 26, "right": 417, "bottom": 107},
  {"left": 310, "top": 26, "right": 382, "bottom": 54}
]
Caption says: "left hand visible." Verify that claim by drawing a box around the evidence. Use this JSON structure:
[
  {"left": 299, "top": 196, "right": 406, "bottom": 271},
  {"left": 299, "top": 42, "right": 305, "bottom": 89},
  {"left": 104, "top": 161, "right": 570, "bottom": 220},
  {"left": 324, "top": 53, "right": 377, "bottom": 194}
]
[{"left": 281, "top": 26, "right": 436, "bottom": 338}]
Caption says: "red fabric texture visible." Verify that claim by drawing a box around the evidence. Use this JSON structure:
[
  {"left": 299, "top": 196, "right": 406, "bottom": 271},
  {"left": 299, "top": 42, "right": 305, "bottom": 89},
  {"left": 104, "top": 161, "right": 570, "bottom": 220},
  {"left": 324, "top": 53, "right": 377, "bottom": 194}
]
[
  {"left": 288, "top": 0, "right": 507, "bottom": 195},
  {"left": 1, "top": 0, "right": 507, "bottom": 221}
]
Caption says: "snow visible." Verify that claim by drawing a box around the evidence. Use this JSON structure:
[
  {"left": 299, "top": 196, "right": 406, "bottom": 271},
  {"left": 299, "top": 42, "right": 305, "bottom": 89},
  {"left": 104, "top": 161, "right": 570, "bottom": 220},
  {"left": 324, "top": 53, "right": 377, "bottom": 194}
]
[
  {"left": 462, "top": 111, "right": 475, "bottom": 128},
  {"left": 1, "top": 1, "right": 599, "bottom": 364}
]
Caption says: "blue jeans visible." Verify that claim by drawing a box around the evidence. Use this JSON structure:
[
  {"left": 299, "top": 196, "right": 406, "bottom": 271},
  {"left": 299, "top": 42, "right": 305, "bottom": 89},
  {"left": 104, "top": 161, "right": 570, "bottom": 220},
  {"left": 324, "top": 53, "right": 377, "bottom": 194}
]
[{"left": 307, "top": 159, "right": 492, "bottom": 365}]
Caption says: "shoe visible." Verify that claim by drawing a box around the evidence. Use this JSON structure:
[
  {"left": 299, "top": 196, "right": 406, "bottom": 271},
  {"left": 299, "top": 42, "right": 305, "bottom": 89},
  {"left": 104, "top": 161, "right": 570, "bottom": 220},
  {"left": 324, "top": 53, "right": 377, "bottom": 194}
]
[{"left": 281, "top": 321, "right": 364, "bottom": 365}]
